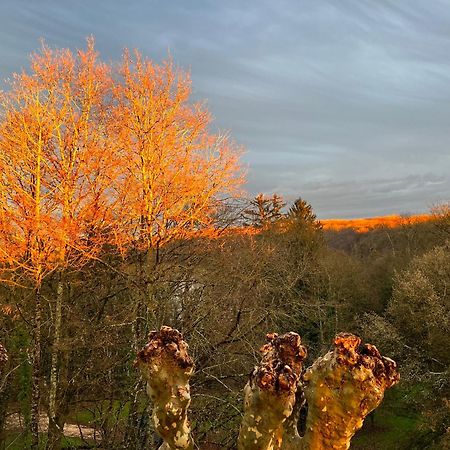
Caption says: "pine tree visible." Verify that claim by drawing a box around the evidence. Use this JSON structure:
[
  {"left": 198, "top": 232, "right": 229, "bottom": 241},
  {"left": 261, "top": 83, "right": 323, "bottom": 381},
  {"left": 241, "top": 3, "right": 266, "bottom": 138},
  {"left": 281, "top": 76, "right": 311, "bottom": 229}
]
[
  {"left": 243, "top": 193, "right": 285, "bottom": 228},
  {"left": 287, "top": 197, "right": 322, "bottom": 230}
]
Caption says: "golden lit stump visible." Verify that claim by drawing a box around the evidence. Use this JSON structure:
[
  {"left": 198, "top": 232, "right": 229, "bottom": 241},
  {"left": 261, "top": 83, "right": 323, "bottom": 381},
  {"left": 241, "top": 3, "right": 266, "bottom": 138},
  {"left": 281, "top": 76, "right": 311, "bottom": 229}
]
[
  {"left": 238, "top": 332, "right": 307, "bottom": 450},
  {"left": 136, "top": 326, "right": 194, "bottom": 450},
  {"left": 302, "top": 333, "right": 400, "bottom": 450}
]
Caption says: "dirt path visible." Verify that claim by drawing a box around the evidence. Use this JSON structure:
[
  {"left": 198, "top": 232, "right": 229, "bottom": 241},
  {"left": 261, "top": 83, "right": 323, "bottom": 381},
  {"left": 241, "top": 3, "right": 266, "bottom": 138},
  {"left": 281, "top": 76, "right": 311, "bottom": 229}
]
[{"left": 6, "top": 412, "right": 99, "bottom": 441}]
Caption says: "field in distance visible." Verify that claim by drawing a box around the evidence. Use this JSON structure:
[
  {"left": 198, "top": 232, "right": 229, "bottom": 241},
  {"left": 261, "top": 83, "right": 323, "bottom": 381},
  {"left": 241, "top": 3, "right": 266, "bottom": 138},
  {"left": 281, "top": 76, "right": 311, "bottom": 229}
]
[{"left": 321, "top": 214, "right": 431, "bottom": 233}]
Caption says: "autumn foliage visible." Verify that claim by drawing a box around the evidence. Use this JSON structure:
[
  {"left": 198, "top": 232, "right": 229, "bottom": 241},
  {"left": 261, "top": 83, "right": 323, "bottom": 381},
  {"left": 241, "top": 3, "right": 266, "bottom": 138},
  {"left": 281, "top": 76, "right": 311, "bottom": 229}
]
[
  {"left": 113, "top": 51, "right": 243, "bottom": 249},
  {"left": 0, "top": 40, "right": 119, "bottom": 285},
  {"left": 0, "top": 39, "right": 243, "bottom": 282}
]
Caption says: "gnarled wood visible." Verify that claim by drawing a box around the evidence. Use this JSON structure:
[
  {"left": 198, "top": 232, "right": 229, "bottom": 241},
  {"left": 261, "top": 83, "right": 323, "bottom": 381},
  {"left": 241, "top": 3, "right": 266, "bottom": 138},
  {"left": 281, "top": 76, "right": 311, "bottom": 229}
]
[
  {"left": 136, "top": 326, "right": 194, "bottom": 450},
  {"left": 237, "top": 332, "right": 307, "bottom": 450},
  {"left": 302, "top": 333, "right": 400, "bottom": 450},
  {"left": 136, "top": 328, "right": 399, "bottom": 450}
]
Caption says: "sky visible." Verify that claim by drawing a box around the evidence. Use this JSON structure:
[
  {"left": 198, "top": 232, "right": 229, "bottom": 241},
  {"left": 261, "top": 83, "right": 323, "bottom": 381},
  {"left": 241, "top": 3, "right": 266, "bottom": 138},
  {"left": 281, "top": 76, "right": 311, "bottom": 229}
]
[{"left": 0, "top": 0, "right": 449, "bottom": 218}]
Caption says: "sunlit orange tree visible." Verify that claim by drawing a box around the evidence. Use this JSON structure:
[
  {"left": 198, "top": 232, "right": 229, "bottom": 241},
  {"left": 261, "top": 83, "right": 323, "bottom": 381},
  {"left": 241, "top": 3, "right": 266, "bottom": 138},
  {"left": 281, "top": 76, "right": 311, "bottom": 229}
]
[
  {"left": 0, "top": 40, "right": 122, "bottom": 448},
  {"left": 114, "top": 52, "right": 243, "bottom": 247},
  {"left": 0, "top": 40, "right": 244, "bottom": 448},
  {"left": 113, "top": 51, "right": 243, "bottom": 333},
  {"left": 111, "top": 52, "right": 243, "bottom": 446}
]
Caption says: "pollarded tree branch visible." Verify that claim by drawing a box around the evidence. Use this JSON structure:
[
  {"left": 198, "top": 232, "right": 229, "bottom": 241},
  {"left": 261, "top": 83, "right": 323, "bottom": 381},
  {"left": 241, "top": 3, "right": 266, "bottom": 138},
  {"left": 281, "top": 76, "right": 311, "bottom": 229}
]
[
  {"left": 136, "top": 326, "right": 194, "bottom": 450},
  {"left": 136, "top": 328, "right": 399, "bottom": 450},
  {"left": 237, "top": 332, "right": 307, "bottom": 450},
  {"left": 280, "top": 387, "right": 305, "bottom": 449},
  {"left": 302, "top": 332, "right": 400, "bottom": 450}
]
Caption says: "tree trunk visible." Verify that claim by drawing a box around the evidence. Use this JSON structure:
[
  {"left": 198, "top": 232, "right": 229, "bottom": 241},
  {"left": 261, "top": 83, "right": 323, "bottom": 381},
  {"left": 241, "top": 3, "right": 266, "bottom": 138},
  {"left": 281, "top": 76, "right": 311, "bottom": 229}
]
[
  {"left": 31, "top": 286, "right": 42, "bottom": 450},
  {"left": 0, "top": 344, "right": 8, "bottom": 447},
  {"left": 124, "top": 249, "right": 156, "bottom": 449},
  {"left": 55, "top": 350, "right": 70, "bottom": 448},
  {"left": 136, "top": 327, "right": 194, "bottom": 450},
  {"left": 301, "top": 333, "right": 399, "bottom": 450},
  {"left": 238, "top": 332, "right": 307, "bottom": 450},
  {"left": 123, "top": 288, "right": 148, "bottom": 449},
  {"left": 123, "top": 377, "right": 145, "bottom": 449},
  {"left": 46, "top": 275, "right": 64, "bottom": 450},
  {"left": 280, "top": 388, "right": 305, "bottom": 449}
]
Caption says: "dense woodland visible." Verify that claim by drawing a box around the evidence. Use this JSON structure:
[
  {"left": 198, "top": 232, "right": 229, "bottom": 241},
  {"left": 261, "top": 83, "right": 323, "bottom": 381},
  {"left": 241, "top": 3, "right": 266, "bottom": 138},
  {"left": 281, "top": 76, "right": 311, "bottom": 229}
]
[{"left": 0, "top": 41, "right": 449, "bottom": 449}]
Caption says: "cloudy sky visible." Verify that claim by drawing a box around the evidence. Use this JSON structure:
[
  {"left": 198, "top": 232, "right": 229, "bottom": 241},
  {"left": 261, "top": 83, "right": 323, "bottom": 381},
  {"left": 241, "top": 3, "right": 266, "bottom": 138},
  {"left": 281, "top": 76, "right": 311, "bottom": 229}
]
[{"left": 0, "top": 0, "right": 449, "bottom": 218}]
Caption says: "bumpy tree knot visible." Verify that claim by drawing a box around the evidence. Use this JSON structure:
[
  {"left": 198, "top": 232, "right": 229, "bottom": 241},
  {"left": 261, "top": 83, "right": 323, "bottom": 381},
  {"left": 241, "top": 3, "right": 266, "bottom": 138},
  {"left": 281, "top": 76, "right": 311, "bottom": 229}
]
[
  {"left": 302, "top": 332, "right": 400, "bottom": 450},
  {"left": 332, "top": 332, "right": 400, "bottom": 388},
  {"left": 238, "top": 332, "right": 307, "bottom": 450},
  {"left": 136, "top": 328, "right": 400, "bottom": 450},
  {"left": 254, "top": 332, "right": 307, "bottom": 393},
  {"left": 136, "top": 327, "right": 194, "bottom": 450},
  {"left": 136, "top": 326, "right": 193, "bottom": 371}
]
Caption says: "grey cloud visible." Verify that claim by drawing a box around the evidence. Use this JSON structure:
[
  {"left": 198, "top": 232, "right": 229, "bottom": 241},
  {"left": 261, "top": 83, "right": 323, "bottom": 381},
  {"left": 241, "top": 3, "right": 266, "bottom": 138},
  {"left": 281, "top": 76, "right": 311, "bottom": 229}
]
[{"left": 0, "top": 0, "right": 448, "bottom": 217}]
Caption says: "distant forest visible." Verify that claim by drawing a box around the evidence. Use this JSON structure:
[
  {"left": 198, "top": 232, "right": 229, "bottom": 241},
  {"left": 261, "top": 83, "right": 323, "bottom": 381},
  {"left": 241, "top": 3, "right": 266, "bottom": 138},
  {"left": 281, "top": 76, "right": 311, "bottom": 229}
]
[{"left": 1, "top": 196, "right": 449, "bottom": 449}]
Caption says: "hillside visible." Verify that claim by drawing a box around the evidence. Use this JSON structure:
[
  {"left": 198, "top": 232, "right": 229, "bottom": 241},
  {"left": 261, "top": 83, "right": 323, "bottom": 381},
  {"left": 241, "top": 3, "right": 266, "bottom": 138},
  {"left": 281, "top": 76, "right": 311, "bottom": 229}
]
[{"left": 321, "top": 214, "right": 432, "bottom": 233}]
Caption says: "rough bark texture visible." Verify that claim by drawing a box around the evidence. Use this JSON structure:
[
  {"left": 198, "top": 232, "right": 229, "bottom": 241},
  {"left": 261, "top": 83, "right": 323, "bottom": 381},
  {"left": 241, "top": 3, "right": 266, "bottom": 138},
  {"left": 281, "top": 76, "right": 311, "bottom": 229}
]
[
  {"left": 48, "top": 278, "right": 63, "bottom": 420},
  {"left": 237, "top": 332, "right": 307, "bottom": 450},
  {"left": 301, "top": 333, "right": 400, "bottom": 450},
  {"left": 280, "top": 388, "right": 305, "bottom": 449},
  {"left": 136, "top": 326, "right": 194, "bottom": 450}
]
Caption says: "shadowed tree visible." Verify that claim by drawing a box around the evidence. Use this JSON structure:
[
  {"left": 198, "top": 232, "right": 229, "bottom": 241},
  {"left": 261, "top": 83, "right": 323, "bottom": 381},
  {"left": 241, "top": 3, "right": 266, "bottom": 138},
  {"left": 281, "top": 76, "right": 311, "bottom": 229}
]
[
  {"left": 287, "top": 198, "right": 322, "bottom": 231},
  {"left": 243, "top": 194, "right": 285, "bottom": 228}
]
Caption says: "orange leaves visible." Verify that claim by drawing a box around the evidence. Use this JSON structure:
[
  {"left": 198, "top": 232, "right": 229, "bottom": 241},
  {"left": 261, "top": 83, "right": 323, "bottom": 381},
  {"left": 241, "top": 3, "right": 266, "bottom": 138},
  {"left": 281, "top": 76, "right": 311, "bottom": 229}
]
[
  {"left": 112, "top": 50, "right": 244, "bottom": 249},
  {"left": 0, "top": 39, "right": 244, "bottom": 283},
  {"left": 0, "top": 39, "right": 120, "bottom": 283}
]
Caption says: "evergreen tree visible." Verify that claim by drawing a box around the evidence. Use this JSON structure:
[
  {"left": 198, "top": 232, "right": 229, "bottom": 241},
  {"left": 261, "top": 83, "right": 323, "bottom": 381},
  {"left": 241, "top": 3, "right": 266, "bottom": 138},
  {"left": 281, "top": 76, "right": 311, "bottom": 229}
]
[
  {"left": 243, "top": 193, "right": 285, "bottom": 227},
  {"left": 287, "top": 197, "right": 322, "bottom": 230}
]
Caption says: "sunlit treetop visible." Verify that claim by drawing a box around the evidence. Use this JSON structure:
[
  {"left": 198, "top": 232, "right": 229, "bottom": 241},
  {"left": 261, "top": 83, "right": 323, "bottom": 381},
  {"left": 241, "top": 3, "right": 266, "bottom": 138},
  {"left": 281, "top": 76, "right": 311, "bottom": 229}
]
[{"left": 0, "top": 38, "right": 245, "bottom": 286}]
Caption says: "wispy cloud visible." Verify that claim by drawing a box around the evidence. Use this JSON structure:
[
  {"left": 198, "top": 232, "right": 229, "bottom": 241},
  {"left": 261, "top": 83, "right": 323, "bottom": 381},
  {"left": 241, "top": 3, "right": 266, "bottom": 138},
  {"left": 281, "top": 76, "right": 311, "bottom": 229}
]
[{"left": 0, "top": 0, "right": 448, "bottom": 217}]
